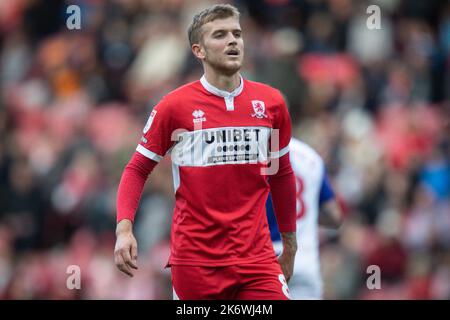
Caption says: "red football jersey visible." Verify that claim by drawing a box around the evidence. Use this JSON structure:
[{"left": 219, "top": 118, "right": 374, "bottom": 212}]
[{"left": 137, "top": 76, "right": 292, "bottom": 266}]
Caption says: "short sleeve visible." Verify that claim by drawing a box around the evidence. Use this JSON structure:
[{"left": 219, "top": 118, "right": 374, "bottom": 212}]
[
  {"left": 319, "top": 167, "right": 336, "bottom": 207},
  {"left": 270, "top": 90, "right": 292, "bottom": 159},
  {"left": 137, "top": 97, "right": 176, "bottom": 162}
]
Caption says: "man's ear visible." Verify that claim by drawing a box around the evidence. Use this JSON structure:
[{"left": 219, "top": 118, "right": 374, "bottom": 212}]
[{"left": 192, "top": 44, "right": 205, "bottom": 60}]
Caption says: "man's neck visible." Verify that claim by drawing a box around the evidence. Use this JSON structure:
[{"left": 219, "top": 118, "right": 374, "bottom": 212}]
[{"left": 203, "top": 70, "right": 241, "bottom": 93}]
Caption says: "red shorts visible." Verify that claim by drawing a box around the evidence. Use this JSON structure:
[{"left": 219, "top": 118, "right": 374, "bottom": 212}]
[{"left": 171, "top": 259, "right": 291, "bottom": 300}]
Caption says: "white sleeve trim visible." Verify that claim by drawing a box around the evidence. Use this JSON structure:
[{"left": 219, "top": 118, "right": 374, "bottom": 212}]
[
  {"left": 270, "top": 145, "right": 290, "bottom": 159},
  {"left": 173, "top": 287, "right": 180, "bottom": 300},
  {"left": 136, "top": 145, "right": 163, "bottom": 162}
]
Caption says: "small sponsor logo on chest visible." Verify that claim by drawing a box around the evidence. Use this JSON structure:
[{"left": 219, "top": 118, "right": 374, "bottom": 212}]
[{"left": 192, "top": 110, "right": 206, "bottom": 123}]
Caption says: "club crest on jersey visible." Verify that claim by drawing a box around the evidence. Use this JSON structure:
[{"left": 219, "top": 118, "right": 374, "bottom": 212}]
[
  {"left": 192, "top": 109, "right": 206, "bottom": 123},
  {"left": 251, "top": 100, "right": 267, "bottom": 118}
]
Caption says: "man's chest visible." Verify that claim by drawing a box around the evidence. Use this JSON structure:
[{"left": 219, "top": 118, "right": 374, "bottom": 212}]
[
  {"left": 170, "top": 96, "right": 277, "bottom": 167},
  {"left": 175, "top": 95, "right": 276, "bottom": 130}
]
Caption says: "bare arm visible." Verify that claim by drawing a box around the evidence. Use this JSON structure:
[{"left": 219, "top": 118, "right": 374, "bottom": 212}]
[
  {"left": 318, "top": 199, "right": 343, "bottom": 229},
  {"left": 277, "top": 231, "right": 297, "bottom": 282}
]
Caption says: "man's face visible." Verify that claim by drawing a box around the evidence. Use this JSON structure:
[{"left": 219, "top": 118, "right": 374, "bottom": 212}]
[{"left": 197, "top": 16, "right": 244, "bottom": 75}]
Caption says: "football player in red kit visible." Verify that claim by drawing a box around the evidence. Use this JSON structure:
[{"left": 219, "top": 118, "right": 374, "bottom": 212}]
[{"left": 114, "top": 3, "right": 297, "bottom": 300}]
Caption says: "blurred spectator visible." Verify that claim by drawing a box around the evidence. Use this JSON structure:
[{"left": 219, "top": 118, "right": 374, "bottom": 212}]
[{"left": 0, "top": 0, "right": 448, "bottom": 299}]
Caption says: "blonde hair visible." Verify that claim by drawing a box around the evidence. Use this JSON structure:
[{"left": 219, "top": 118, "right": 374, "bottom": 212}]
[{"left": 188, "top": 4, "right": 240, "bottom": 46}]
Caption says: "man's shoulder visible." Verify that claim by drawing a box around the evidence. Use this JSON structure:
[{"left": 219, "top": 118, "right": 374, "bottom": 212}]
[
  {"left": 244, "top": 79, "right": 282, "bottom": 96},
  {"left": 244, "top": 79, "right": 285, "bottom": 107}
]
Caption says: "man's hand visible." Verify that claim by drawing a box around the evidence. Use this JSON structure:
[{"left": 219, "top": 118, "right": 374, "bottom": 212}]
[
  {"left": 277, "top": 232, "right": 297, "bottom": 283},
  {"left": 114, "top": 219, "right": 138, "bottom": 277}
]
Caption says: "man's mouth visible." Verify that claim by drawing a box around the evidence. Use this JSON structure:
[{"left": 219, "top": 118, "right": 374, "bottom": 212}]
[{"left": 226, "top": 49, "right": 239, "bottom": 56}]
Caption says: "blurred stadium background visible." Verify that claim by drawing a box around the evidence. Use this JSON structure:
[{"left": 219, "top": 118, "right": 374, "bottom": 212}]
[{"left": 0, "top": 0, "right": 449, "bottom": 299}]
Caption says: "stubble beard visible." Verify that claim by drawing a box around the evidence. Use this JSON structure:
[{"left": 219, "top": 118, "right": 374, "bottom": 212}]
[{"left": 205, "top": 54, "right": 242, "bottom": 76}]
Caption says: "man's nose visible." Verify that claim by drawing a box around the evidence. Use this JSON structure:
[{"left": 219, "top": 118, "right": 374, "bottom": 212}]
[{"left": 227, "top": 32, "right": 238, "bottom": 45}]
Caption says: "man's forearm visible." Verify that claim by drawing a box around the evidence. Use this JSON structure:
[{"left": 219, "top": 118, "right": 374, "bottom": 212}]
[
  {"left": 116, "top": 152, "right": 157, "bottom": 223},
  {"left": 278, "top": 231, "right": 297, "bottom": 283},
  {"left": 267, "top": 153, "right": 297, "bottom": 232},
  {"left": 116, "top": 219, "right": 133, "bottom": 236},
  {"left": 280, "top": 232, "right": 297, "bottom": 254},
  {"left": 318, "top": 200, "right": 343, "bottom": 229}
]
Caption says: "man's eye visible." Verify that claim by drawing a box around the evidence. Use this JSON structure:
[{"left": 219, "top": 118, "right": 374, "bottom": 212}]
[
  {"left": 214, "top": 33, "right": 224, "bottom": 38},
  {"left": 234, "top": 32, "right": 241, "bottom": 38}
]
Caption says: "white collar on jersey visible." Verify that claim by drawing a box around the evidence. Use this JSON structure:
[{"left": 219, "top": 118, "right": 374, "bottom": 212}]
[{"left": 200, "top": 74, "right": 244, "bottom": 98}]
